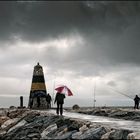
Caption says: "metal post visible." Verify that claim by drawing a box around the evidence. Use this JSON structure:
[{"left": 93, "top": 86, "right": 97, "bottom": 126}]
[
  {"left": 20, "top": 96, "right": 23, "bottom": 108},
  {"left": 93, "top": 79, "right": 96, "bottom": 108}
]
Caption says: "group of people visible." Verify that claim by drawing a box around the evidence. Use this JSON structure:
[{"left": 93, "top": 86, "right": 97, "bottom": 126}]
[
  {"left": 35, "top": 94, "right": 140, "bottom": 116},
  {"left": 36, "top": 92, "right": 66, "bottom": 116},
  {"left": 36, "top": 93, "right": 52, "bottom": 108}
]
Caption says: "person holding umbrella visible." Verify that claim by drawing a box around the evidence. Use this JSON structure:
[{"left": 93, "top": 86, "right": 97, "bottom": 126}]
[
  {"left": 54, "top": 92, "right": 66, "bottom": 116},
  {"left": 54, "top": 85, "right": 73, "bottom": 116}
]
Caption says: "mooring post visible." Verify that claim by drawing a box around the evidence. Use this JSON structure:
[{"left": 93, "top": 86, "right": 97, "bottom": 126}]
[{"left": 20, "top": 96, "right": 23, "bottom": 108}]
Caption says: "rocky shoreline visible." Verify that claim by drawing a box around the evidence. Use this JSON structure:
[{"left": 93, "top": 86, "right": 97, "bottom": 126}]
[
  {"left": 0, "top": 108, "right": 139, "bottom": 139},
  {"left": 67, "top": 107, "right": 140, "bottom": 121}
]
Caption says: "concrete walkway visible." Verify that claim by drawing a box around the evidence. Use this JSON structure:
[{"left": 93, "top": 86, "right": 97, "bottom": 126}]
[{"left": 47, "top": 109, "right": 140, "bottom": 132}]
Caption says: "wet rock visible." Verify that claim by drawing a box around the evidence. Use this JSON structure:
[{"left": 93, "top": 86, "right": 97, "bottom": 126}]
[
  {"left": 7, "top": 109, "right": 29, "bottom": 119},
  {"left": 72, "top": 126, "right": 107, "bottom": 139},
  {"left": 108, "top": 111, "right": 128, "bottom": 118},
  {"left": 41, "top": 123, "right": 57, "bottom": 139},
  {"left": 0, "top": 109, "right": 8, "bottom": 116},
  {"left": 127, "top": 132, "right": 140, "bottom": 139},
  {"left": 54, "top": 130, "right": 77, "bottom": 139},
  {"left": 72, "top": 104, "right": 80, "bottom": 110},
  {"left": 0, "top": 116, "right": 10, "bottom": 126},
  {"left": 0, "top": 130, "right": 6, "bottom": 138},
  {"left": 1, "top": 118, "right": 20, "bottom": 129},
  {"left": 71, "top": 131, "right": 83, "bottom": 139},
  {"left": 3, "top": 125, "right": 41, "bottom": 139},
  {"left": 9, "top": 106, "right": 17, "bottom": 109},
  {"left": 7, "top": 119, "right": 27, "bottom": 133},
  {"left": 93, "top": 109, "right": 108, "bottom": 116},
  {"left": 101, "top": 130, "right": 115, "bottom": 139},
  {"left": 108, "top": 129, "right": 132, "bottom": 139},
  {"left": 57, "top": 127, "right": 68, "bottom": 136},
  {"left": 56, "top": 118, "right": 72, "bottom": 128},
  {"left": 28, "top": 133, "right": 40, "bottom": 138},
  {"left": 79, "top": 125, "right": 88, "bottom": 132},
  {"left": 3, "top": 114, "right": 62, "bottom": 139},
  {"left": 52, "top": 125, "right": 68, "bottom": 137},
  {"left": 68, "top": 120, "right": 83, "bottom": 131}
]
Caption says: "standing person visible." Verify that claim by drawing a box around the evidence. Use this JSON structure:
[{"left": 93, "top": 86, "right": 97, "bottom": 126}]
[
  {"left": 37, "top": 96, "right": 40, "bottom": 107},
  {"left": 54, "top": 92, "right": 66, "bottom": 116},
  {"left": 46, "top": 93, "right": 52, "bottom": 109},
  {"left": 134, "top": 95, "right": 140, "bottom": 109}
]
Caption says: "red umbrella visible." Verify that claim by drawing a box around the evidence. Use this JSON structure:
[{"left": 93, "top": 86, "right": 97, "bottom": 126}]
[{"left": 55, "top": 85, "right": 73, "bottom": 96}]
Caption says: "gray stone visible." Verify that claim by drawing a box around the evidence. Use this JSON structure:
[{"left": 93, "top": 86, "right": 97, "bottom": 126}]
[
  {"left": 127, "top": 132, "right": 140, "bottom": 139},
  {"left": 54, "top": 130, "right": 77, "bottom": 139},
  {"left": 72, "top": 104, "right": 80, "bottom": 110},
  {"left": 109, "top": 129, "right": 132, "bottom": 139},
  {"left": 72, "top": 131, "right": 83, "bottom": 139},
  {"left": 101, "top": 130, "right": 115, "bottom": 139},
  {"left": 1, "top": 118, "right": 20, "bottom": 131},
  {"left": 28, "top": 133, "right": 40, "bottom": 138},
  {"left": 7, "top": 119, "right": 27, "bottom": 133},
  {"left": 79, "top": 125, "right": 88, "bottom": 132},
  {"left": 72, "top": 126, "right": 107, "bottom": 139},
  {"left": 0, "top": 130, "right": 6, "bottom": 138},
  {"left": 41, "top": 123, "right": 57, "bottom": 139}
]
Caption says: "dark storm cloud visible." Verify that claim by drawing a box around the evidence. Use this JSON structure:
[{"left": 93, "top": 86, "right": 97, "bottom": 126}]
[
  {"left": 0, "top": 1, "right": 91, "bottom": 42},
  {"left": 0, "top": 1, "right": 140, "bottom": 76},
  {"left": 0, "top": 1, "right": 139, "bottom": 41}
]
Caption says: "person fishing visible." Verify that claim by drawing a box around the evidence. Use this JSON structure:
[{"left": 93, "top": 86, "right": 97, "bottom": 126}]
[
  {"left": 134, "top": 95, "right": 140, "bottom": 109},
  {"left": 54, "top": 92, "right": 65, "bottom": 116}
]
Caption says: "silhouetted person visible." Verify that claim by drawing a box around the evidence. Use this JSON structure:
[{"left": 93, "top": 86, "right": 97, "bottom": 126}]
[
  {"left": 46, "top": 93, "right": 52, "bottom": 109},
  {"left": 37, "top": 96, "right": 40, "bottom": 107},
  {"left": 31, "top": 98, "right": 33, "bottom": 108},
  {"left": 29, "top": 98, "right": 33, "bottom": 109},
  {"left": 134, "top": 95, "right": 140, "bottom": 109},
  {"left": 54, "top": 92, "right": 65, "bottom": 115}
]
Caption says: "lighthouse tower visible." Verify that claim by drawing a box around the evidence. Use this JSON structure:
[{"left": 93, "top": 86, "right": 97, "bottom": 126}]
[{"left": 28, "top": 62, "right": 48, "bottom": 109}]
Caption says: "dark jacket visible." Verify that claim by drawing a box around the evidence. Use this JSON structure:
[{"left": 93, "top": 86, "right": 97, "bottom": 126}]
[
  {"left": 134, "top": 95, "right": 140, "bottom": 103},
  {"left": 46, "top": 94, "right": 52, "bottom": 103},
  {"left": 54, "top": 93, "right": 65, "bottom": 104}
]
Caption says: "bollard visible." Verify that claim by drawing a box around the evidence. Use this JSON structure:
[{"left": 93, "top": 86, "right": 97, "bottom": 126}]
[{"left": 20, "top": 96, "right": 23, "bottom": 108}]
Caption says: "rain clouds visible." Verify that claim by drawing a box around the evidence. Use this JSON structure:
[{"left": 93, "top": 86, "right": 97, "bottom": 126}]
[{"left": 0, "top": 1, "right": 140, "bottom": 107}]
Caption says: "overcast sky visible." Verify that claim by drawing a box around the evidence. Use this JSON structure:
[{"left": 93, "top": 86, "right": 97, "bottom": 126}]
[{"left": 0, "top": 1, "right": 140, "bottom": 108}]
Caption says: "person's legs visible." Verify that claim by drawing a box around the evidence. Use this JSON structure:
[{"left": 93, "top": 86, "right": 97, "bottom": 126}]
[
  {"left": 60, "top": 104, "right": 63, "bottom": 115},
  {"left": 57, "top": 103, "right": 60, "bottom": 115},
  {"left": 49, "top": 102, "right": 51, "bottom": 109},
  {"left": 37, "top": 97, "right": 40, "bottom": 107},
  {"left": 137, "top": 103, "right": 139, "bottom": 109},
  {"left": 134, "top": 102, "right": 136, "bottom": 109}
]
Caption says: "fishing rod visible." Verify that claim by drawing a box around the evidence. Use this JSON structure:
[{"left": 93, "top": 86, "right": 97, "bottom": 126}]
[{"left": 107, "top": 85, "right": 134, "bottom": 100}]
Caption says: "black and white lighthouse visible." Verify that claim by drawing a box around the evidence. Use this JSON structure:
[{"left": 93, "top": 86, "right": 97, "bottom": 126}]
[{"left": 28, "top": 63, "right": 48, "bottom": 109}]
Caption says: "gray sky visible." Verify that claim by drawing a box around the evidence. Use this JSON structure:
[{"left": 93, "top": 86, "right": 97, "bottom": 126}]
[{"left": 0, "top": 1, "right": 140, "bottom": 107}]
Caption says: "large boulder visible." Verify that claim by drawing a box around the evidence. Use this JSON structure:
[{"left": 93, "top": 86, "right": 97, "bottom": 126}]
[
  {"left": 101, "top": 130, "right": 115, "bottom": 139},
  {"left": 127, "top": 132, "right": 140, "bottom": 139},
  {"left": 0, "top": 116, "right": 10, "bottom": 127},
  {"left": 7, "top": 109, "right": 29, "bottom": 119},
  {"left": 72, "top": 104, "right": 80, "bottom": 110},
  {"left": 108, "top": 129, "right": 132, "bottom": 139},
  {"left": 1, "top": 118, "right": 20, "bottom": 129},
  {"left": 54, "top": 130, "right": 77, "bottom": 139},
  {"left": 7, "top": 119, "right": 27, "bottom": 133},
  {"left": 72, "top": 126, "right": 107, "bottom": 139},
  {"left": 41, "top": 123, "right": 57, "bottom": 139}
]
